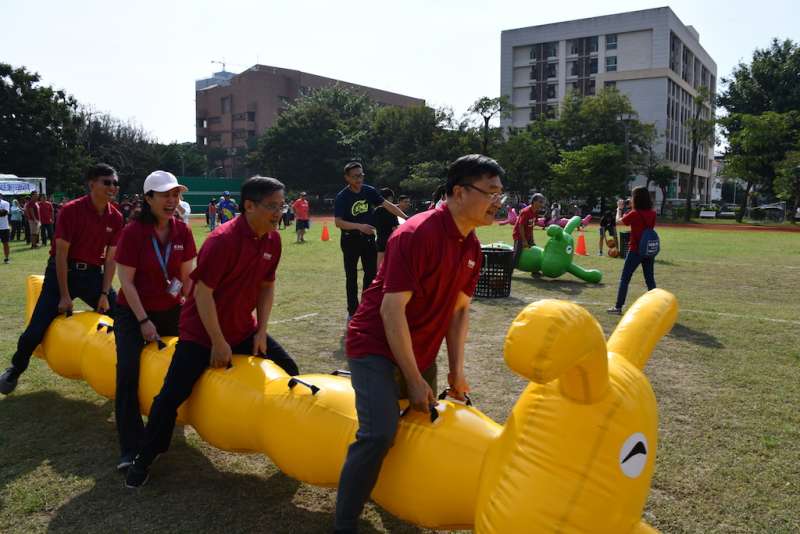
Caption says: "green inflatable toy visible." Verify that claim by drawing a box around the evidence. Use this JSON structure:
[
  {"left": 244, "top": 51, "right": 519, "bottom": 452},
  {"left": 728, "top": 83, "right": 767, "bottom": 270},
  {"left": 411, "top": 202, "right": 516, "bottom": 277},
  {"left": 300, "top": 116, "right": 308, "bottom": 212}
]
[{"left": 516, "top": 216, "right": 603, "bottom": 283}]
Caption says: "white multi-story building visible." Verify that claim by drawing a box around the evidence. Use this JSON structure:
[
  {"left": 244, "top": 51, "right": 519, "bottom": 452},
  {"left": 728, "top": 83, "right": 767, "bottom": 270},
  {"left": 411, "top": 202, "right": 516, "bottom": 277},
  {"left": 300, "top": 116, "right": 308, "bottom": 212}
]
[{"left": 501, "top": 7, "right": 717, "bottom": 203}]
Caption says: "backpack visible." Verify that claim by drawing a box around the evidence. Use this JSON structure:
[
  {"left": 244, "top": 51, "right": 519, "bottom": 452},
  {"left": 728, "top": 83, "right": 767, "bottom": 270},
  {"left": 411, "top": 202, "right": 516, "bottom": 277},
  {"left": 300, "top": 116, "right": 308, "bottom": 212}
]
[{"left": 637, "top": 211, "right": 660, "bottom": 258}]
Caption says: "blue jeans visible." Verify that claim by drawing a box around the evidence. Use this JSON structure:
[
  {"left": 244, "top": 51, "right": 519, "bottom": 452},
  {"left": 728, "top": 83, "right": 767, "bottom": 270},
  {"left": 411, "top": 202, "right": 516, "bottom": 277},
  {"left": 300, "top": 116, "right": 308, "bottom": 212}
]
[{"left": 615, "top": 250, "right": 656, "bottom": 309}]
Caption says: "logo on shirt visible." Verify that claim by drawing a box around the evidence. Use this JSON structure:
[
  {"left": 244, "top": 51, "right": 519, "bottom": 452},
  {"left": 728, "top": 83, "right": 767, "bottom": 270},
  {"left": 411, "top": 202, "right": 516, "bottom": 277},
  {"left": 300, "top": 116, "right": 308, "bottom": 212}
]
[
  {"left": 467, "top": 259, "right": 476, "bottom": 269},
  {"left": 106, "top": 226, "right": 113, "bottom": 233},
  {"left": 174, "top": 244, "right": 184, "bottom": 251},
  {"left": 263, "top": 252, "right": 272, "bottom": 260},
  {"left": 351, "top": 200, "right": 369, "bottom": 217}
]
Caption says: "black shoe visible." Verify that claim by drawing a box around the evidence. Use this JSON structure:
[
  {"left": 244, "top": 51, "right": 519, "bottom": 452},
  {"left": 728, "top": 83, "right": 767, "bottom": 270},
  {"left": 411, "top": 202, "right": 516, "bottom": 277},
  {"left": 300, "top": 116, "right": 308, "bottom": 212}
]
[
  {"left": 0, "top": 367, "right": 19, "bottom": 395},
  {"left": 125, "top": 461, "right": 150, "bottom": 488},
  {"left": 117, "top": 454, "right": 135, "bottom": 472}
]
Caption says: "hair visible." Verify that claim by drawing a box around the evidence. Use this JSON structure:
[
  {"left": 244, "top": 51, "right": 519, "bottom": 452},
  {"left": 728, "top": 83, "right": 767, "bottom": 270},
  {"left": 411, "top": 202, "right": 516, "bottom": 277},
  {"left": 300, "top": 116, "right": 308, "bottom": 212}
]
[
  {"left": 380, "top": 187, "right": 394, "bottom": 200},
  {"left": 398, "top": 194, "right": 410, "bottom": 203},
  {"left": 530, "top": 193, "right": 545, "bottom": 204},
  {"left": 241, "top": 175, "right": 285, "bottom": 207},
  {"left": 631, "top": 186, "right": 653, "bottom": 211},
  {"left": 133, "top": 191, "right": 158, "bottom": 225},
  {"left": 87, "top": 163, "right": 117, "bottom": 181},
  {"left": 445, "top": 154, "right": 505, "bottom": 196},
  {"left": 432, "top": 184, "right": 446, "bottom": 204},
  {"left": 343, "top": 162, "right": 363, "bottom": 175}
]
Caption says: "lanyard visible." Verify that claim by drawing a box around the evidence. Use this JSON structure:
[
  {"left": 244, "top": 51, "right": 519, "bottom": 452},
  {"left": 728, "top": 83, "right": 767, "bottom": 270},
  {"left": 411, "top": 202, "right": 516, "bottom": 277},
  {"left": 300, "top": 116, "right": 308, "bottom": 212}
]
[{"left": 151, "top": 237, "right": 172, "bottom": 282}]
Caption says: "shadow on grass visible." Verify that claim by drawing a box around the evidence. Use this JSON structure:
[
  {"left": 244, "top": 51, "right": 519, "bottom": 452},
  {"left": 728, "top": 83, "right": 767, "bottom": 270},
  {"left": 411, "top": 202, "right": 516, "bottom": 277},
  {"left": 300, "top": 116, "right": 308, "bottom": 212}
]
[
  {"left": 669, "top": 322, "right": 724, "bottom": 349},
  {"left": 514, "top": 274, "right": 605, "bottom": 296},
  {"left": 655, "top": 258, "right": 678, "bottom": 266},
  {"left": 0, "top": 391, "right": 419, "bottom": 534}
]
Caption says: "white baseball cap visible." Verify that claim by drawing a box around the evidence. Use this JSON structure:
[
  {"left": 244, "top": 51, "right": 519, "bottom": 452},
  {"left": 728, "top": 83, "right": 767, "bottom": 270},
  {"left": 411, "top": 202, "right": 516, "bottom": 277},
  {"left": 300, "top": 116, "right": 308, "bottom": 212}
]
[{"left": 143, "top": 170, "right": 188, "bottom": 194}]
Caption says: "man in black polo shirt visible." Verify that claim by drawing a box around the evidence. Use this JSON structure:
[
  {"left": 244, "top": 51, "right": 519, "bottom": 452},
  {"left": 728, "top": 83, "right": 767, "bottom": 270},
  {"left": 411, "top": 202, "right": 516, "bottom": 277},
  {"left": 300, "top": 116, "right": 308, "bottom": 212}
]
[
  {"left": 334, "top": 162, "right": 407, "bottom": 320},
  {"left": 0, "top": 164, "right": 123, "bottom": 395}
]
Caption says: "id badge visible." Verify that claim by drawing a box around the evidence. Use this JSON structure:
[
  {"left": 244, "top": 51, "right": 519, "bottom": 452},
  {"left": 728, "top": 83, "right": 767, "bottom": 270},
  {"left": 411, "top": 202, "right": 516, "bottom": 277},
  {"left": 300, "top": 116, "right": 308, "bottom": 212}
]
[{"left": 167, "top": 277, "right": 183, "bottom": 298}]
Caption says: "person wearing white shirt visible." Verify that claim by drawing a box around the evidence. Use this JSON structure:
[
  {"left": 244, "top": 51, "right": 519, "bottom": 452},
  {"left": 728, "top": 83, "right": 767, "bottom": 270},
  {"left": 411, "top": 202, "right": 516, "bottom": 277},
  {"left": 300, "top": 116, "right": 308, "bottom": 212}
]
[
  {"left": 177, "top": 198, "right": 191, "bottom": 225},
  {"left": 0, "top": 193, "right": 10, "bottom": 263}
]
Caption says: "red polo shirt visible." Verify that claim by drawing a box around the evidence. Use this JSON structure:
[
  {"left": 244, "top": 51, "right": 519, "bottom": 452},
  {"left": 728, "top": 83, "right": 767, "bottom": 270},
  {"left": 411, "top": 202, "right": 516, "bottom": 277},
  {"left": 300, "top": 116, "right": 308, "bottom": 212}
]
[
  {"left": 346, "top": 204, "right": 482, "bottom": 371},
  {"left": 115, "top": 218, "right": 197, "bottom": 311},
  {"left": 179, "top": 215, "right": 282, "bottom": 348},
  {"left": 24, "top": 200, "right": 39, "bottom": 221},
  {"left": 292, "top": 198, "right": 309, "bottom": 220},
  {"left": 622, "top": 209, "right": 657, "bottom": 253},
  {"left": 38, "top": 201, "right": 54, "bottom": 224},
  {"left": 50, "top": 195, "right": 123, "bottom": 265},
  {"left": 512, "top": 205, "right": 537, "bottom": 244}
]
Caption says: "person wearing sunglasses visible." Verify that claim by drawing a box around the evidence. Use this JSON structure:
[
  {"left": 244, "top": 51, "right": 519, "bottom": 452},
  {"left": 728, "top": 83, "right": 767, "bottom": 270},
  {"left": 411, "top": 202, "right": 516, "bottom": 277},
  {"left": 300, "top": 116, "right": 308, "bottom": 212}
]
[
  {"left": 1, "top": 163, "right": 124, "bottom": 395},
  {"left": 335, "top": 155, "right": 504, "bottom": 533},
  {"left": 125, "top": 176, "right": 299, "bottom": 488}
]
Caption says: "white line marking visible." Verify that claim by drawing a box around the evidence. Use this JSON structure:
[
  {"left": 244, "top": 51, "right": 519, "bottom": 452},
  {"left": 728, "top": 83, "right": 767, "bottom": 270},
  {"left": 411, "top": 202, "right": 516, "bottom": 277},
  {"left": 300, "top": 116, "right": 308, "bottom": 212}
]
[
  {"left": 269, "top": 312, "right": 319, "bottom": 325},
  {"left": 665, "top": 258, "right": 800, "bottom": 270}
]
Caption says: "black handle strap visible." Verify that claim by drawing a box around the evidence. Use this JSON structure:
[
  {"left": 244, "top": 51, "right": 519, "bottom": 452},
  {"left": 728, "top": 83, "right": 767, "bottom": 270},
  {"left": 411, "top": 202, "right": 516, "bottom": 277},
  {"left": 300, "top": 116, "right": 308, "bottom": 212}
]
[
  {"left": 64, "top": 310, "right": 73, "bottom": 318},
  {"left": 156, "top": 339, "right": 167, "bottom": 350},
  {"left": 400, "top": 403, "right": 439, "bottom": 423},
  {"left": 96, "top": 322, "right": 114, "bottom": 334},
  {"left": 330, "top": 369, "right": 351, "bottom": 377},
  {"left": 437, "top": 387, "right": 472, "bottom": 406},
  {"left": 288, "top": 377, "right": 320, "bottom": 395}
]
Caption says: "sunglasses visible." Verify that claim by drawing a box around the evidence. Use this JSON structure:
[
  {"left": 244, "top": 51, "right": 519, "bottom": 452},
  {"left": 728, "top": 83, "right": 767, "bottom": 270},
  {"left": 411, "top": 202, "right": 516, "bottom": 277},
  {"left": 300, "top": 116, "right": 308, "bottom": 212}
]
[{"left": 101, "top": 179, "right": 120, "bottom": 187}]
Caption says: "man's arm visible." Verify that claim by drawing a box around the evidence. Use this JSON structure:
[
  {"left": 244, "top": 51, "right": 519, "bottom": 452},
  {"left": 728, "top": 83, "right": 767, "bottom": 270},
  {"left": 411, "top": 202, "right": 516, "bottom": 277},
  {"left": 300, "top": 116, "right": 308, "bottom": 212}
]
[
  {"left": 380, "top": 291, "right": 435, "bottom": 412},
  {"left": 382, "top": 200, "right": 407, "bottom": 220},
  {"left": 253, "top": 280, "right": 275, "bottom": 355},
  {"left": 194, "top": 280, "right": 231, "bottom": 367},
  {"left": 444, "top": 291, "right": 471, "bottom": 400},
  {"left": 96, "top": 246, "right": 116, "bottom": 313},
  {"left": 54, "top": 238, "right": 73, "bottom": 313},
  {"left": 334, "top": 217, "right": 375, "bottom": 235}
]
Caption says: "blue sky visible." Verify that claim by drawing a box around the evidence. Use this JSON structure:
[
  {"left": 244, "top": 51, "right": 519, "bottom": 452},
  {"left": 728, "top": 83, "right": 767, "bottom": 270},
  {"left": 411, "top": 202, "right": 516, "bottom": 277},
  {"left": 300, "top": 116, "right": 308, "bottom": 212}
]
[{"left": 1, "top": 0, "right": 797, "bottom": 142}]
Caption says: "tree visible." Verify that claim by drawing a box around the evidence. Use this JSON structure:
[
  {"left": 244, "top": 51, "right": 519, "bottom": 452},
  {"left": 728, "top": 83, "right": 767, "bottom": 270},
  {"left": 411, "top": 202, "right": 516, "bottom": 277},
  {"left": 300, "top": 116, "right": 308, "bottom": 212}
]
[
  {"left": 468, "top": 96, "right": 512, "bottom": 155},
  {"left": 550, "top": 144, "right": 626, "bottom": 210},
  {"left": 774, "top": 150, "right": 800, "bottom": 223},
  {"left": 723, "top": 112, "right": 799, "bottom": 221},
  {"left": 494, "top": 128, "right": 556, "bottom": 196},
  {"left": 684, "top": 87, "right": 716, "bottom": 221},
  {"left": 399, "top": 161, "right": 447, "bottom": 196},
  {"left": 649, "top": 165, "right": 675, "bottom": 215}
]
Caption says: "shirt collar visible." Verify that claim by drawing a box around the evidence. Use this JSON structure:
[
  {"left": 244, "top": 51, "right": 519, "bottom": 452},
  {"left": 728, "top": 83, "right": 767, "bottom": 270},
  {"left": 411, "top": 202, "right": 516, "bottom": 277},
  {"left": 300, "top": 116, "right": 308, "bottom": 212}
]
[
  {"left": 234, "top": 214, "right": 272, "bottom": 242},
  {"left": 81, "top": 194, "right": 112, "bottom": 217},
  {"left": 437, "top": 203, "right": 472, "bottom": 241}
]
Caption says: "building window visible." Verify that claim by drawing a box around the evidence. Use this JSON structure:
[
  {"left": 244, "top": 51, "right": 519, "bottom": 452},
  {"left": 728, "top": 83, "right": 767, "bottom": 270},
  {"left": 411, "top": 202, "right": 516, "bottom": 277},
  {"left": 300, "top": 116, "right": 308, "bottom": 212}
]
[
  {"left": 546, "top": 62, "right": 557, "bottom": 79},
  {"left": 197, "top": 118, "right": 207, "bottom": 128},
  {"left": 567, "top": 39, "right": 579, "bottom": 56},
  {"left": 247, "top": 130, "right": 256, "bottom": 138},
  {"left": 530, "top": 66, "right": 537, "bottom": 80},
  {"left": 605, "top": 56, "right": 617, "bottom": 72},
  {"left": 587, "top": 79, "right": 596, "bottom": 96},
  {"left": 198, "top": 136, "right": 207, "bottom": 145},
  {"left": 546, "top": 105, "right": 557, "bottom": 119},
  {"left": 247, "top": 111, "right": 256, "bottom": 121},
  {"left": 546, "top": 84, "right": 557, "bottom": 99},
  {"left": 529, "top": 108, "right": 538, "bottom": 121},
  {"left": 589, "top": 58, "right": 598, "bottom": 74},
  {"left": 529, "top": 86, "right": 537, "bottom": 101},
  {"left": 545, "top": 41, "right": 558, "bottom": 58},
  {"left": 588, "top": 36, "right": 598, "bottom": 53},
  {"left": 604, "top": 80, "right": 617, "bottom": 89},
  {"left": 530, "top": 46, "right": 538, "bottom": 60},
  {"left": 221, "top": 96, "right": 232, "bottom": 114},
  {"left": 568, "top": 60, "right": 578, "bottom": 77},
  {"left": 206, "top": 116, "right": 221, "bottom": 125},
  {"left": 606, "top": 34, "right": 617, "bottom": 50},
  {"left": 570, "top": 81, "right": 579, "bottom": 93}
]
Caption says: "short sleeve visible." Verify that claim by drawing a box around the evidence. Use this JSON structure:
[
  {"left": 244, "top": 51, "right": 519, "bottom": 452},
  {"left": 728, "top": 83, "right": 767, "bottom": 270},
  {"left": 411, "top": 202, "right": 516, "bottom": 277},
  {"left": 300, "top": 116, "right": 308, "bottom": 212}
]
[
  {"left": 190, "top": 234, "right": 230, "bottom": 289},
  {"left": 108, "top": 213, "right": 124, "bottom": 247},
  {"left": 367, "top": 186, "right": 385, "bottom": 207},
  {"left": 462, "top": 243, "right": 482, "bottom": 297},
  {"left": 621, "top": 210, "right": 635, "bottom": 226},
  {"left": 382, "top": 232, "right": 423, "bottom": 294},
  {"left": 114, "top": 223, "right": 143, "bottom": 267},
  {"left": 334, "top": 192, "right": 348, "bottom": 219},
  {"left": 263, "top": 233, "right": 282, "bottom": 282},
  {"left": 54, "top": 204, "right": 76, "bottom": 243},
  {"left": 182, "top": 224, "right": 198, "bottom": 261}
]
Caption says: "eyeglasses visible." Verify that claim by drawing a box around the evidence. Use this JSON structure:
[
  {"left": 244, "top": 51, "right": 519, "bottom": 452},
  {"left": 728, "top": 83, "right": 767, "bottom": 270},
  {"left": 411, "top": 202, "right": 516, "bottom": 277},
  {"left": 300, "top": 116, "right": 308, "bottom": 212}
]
[
  {"left": 461, "top": 183, "right": 507, "bottom": 205},
  {"left": 258, "top": 201, "right": 283, "bottom": 213},
  {"left": 102, "top": 179, "right": 120, "bottom": 187}
]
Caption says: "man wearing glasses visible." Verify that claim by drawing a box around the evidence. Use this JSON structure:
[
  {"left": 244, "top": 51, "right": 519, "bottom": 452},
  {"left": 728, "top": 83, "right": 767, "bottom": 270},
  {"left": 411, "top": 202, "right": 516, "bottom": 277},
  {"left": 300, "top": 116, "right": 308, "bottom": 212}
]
[
  {"left": 125, "top": 176, "right": 299, "bottom": 488},
  {"left": 334, "top": 162, "right": 407, "bottom": 321},
  {"left": 1, "top": 164, "right": 123, "bottom": 395},
  {"left": 334, "top": 155, "right": 505, "bottom": 533}
]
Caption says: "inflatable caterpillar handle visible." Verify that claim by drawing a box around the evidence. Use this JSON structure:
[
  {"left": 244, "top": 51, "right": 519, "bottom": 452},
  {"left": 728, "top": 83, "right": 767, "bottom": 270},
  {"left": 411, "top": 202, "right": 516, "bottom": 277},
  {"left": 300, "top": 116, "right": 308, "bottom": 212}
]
[{"left": 24, "top": 275, "right": 676, "bottom": 532}]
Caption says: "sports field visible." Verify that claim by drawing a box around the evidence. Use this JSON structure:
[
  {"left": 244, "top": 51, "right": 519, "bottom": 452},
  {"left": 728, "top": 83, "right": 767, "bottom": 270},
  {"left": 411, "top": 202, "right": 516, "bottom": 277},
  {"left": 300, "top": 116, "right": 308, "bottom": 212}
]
[{"left": 1, "top": 220, "right": 798, "bottom": 533}]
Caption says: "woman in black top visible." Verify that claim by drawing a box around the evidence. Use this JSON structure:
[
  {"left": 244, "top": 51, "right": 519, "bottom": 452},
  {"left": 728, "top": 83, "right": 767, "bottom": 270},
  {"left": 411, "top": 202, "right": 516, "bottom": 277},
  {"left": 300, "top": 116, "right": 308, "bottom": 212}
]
[
  {"left": 599, "top": 210, "right": 617, "bottom": 255},
  {"left": 374, "top": 188, "right": 400, "bottom": 267}
]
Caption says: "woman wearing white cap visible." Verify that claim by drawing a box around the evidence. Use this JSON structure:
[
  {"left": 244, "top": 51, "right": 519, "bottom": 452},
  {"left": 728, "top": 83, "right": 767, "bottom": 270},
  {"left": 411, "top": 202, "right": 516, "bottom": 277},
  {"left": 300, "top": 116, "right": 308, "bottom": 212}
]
[{"left": 112, "top": 170, "right": 198, "bottom": 471}]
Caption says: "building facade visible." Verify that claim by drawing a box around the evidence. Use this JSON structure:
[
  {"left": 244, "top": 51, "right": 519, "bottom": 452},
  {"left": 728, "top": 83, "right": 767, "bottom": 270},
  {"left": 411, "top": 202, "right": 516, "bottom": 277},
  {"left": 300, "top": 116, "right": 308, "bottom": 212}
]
[
  {"left": 501, "top": 7, "right": 717, "bottom": 203},
  {"left": 196, "top": 65, "right": 425, "bottom": 177}
]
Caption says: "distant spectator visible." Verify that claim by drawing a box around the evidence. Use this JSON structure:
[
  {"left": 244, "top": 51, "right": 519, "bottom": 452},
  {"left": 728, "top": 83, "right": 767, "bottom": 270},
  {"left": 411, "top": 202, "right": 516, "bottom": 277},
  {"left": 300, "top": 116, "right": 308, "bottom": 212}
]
[
  {"left": 217, "top": 191, "right": 238, "bottom": 224},
  {"left": 429, "top": 184, "right": 446, "bottom": 210},
  {"left": 0, "top": 193, "right": 10, "bottom": 263},
  {"left": 38, "top": 194, "right": 55, "bottom": 246},
  {"left": 598, "top": 211, "right": 617, "bottom": 256},
  {"left": 374, "top": 188, "right": 398, "bottom": 266},
  {"left": 292, "top": 192, "right": 310, "bottom": 243},
  {"left": 10, "top": 199, "right": 23, "bottom": 241},
  {"left": 176, "top": 193, "right": 191, "bottom": 225},
  {"left": 25, "top": 192, "right": 41, "bottom": 249},
  {"left": 208, "top": 198, "right": 217, "bottom": 230},
  {"left": 512, "top": 193, "right": 546, "bottom": 268}
]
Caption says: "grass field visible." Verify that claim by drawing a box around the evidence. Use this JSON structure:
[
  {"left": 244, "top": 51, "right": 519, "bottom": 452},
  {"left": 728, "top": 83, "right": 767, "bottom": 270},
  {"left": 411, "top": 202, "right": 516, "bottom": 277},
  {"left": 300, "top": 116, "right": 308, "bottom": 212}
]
[{"left": 1, "top": 219, "right": 798, "bottom": 533}]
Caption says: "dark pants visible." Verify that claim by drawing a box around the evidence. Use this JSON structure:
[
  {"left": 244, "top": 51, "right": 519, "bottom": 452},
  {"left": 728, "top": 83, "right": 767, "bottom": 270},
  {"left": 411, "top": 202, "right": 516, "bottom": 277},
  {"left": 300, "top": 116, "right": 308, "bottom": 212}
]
[
  {"left": 22, "top": 217, "right": 30, "bottom": 243},
  {"left": 11, "top": 220, "right": 23, "bottom": 241},
  {"left": 10, "top": 259, "right": 116, "bottom": 376},
  {"left": 341, "top": 233, "right": 377, "bottom": 316},
  {"left": 335, "top": 356, "right": 437, "bottom": 533},
  {"left": 134, "top": 334, "right": 299, "bottom": 466},
  {"left": 615, "top": 250, "right": 656, "bottom": 309},
  {"left": 40, "top": 223, "right": 54, "bottom": 246},
  {"left": 114, "top": 304, "right": 181, "bottom": 458}
]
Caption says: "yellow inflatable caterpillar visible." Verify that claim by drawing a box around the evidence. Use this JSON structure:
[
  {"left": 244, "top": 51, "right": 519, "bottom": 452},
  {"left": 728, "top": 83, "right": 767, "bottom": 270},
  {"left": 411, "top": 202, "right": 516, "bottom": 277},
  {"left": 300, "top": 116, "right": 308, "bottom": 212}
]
[{"left": 25, "top": 275, "right": 677, "bottom": 533}]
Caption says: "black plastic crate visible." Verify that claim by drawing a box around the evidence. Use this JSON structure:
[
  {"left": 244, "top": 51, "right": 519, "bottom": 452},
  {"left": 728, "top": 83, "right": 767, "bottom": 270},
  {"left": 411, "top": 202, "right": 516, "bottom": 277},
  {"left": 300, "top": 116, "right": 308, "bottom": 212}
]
[{"left": 475, "top": 246, "right": 514, "bottom": 298}]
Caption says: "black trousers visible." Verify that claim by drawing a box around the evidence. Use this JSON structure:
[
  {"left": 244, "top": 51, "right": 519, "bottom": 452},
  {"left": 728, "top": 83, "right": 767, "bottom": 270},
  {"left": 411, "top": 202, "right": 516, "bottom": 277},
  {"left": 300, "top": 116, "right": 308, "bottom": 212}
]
[
  {"left": 40, "top": 223, "right": 54, "bottom": 246},
  {"left": 341, "top": 233, "right": 377, "bottom": 316},
  {"left": 11, "top": 259, "right": 116, "bottom": 375},
  {"left": 135, "top": 334, "right": 299, "bottom": 466},
  {"left": 114, "top": 304, "right": 181, "bottom": 458},
  {"left": 11, "top": 220, "right": 23, "bottom": 241}
]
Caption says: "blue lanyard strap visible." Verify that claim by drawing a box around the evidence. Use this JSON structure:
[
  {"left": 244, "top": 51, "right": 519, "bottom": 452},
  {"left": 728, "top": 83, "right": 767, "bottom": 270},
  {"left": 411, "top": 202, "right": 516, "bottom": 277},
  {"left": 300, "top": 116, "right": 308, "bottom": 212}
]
[{"left": 151, "top": 237, "right": 172, "bottom": 281}]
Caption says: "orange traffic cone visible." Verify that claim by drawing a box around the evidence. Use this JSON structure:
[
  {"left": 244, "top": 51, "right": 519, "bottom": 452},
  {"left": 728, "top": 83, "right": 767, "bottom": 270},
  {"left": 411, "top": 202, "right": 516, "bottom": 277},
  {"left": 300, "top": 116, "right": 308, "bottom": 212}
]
[
  {"left": 321, "top": 222, "right": 330, "bottom": 242},
  {"left": 575, "top": 230, "right": 587, "bottom": 256}
]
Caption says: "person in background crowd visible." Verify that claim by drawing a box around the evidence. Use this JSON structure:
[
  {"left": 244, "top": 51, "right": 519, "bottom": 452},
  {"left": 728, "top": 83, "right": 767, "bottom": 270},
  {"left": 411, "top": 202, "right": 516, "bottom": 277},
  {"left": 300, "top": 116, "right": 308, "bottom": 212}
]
[
  {"left": 512, "top": 193, "right": 546, "bottom": 269},
  {"left": 120, "top": 196, "right": 133, "bottom": 222},
  {"left": 292, "top": 192, "right": 310, "bottom": 243},
  {"left": 112, "top": 170, "right": 197, "bottom": 471},
  {"left": 0, "top": 163, "right": 123, "bottom": 395},
  {"left": 0, "top": 193, "right": 10, "bottom": 264},
  {"left": 176, "top": 196, "right": 191, "bottom": 225},
  {"left": 10, "top": 199, "right": 23, "bottom": 241},
  {"left": 25, "top": 191, "right": 41, "bottom": 249},
  {"left": 208, "top": 198, "right": 217, "bottom": 230},
  {"left": 217, "top": 191, "right": 238, "bottom": 224},
  {"left": 38, "top": 194, "right": 55, "bottom": 246},
  {"left": 549, "top": 202, "right": 561, "bottom": 224},
  {"left": 598, "top": 210, "right": 617, "bottom": 256},
  {"left": 429, "top": 184, "right": 446, "bottom": 210},
  {"left": 374, "top": 188, "right": 399, "bottom": 267}
]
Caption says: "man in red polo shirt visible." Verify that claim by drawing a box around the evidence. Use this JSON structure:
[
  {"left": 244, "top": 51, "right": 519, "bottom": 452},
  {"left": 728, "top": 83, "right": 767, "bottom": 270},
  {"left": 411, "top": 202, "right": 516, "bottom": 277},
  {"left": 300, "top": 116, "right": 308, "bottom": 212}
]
[
  {"left": 1, "top": 164, "right": 123, "bottom": 395},
  {"left": 292, "top": 192, "right": 310, "bottom": 243},
  {"left": 125, "top": 176, "right": 300, "bottom": 488},
  {"left": 512, "top": 192, "right": 546, "bottom": 269},
  {"left": 24, "top": 191, "right": 41, "bottom": 249},
  {"left": 38, "top": 193, "right": 55, "bottom": 246},
  {"left": 334, "top": 155, "right": 505, "bottom": 533}
]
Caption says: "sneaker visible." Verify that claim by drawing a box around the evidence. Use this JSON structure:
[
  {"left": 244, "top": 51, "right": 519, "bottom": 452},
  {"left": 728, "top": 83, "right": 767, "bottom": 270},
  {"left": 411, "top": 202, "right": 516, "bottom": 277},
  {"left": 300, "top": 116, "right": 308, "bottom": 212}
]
[
  {"left": 0, "top": 367, "right": 19, "bottom": 395},
  {"left": 606, "top": 307, "right": 622, "bottom": 315},
  {"left": 117, "top": 454, "right": 135, "bottom": 472},
  {"left": 598, "top": 251, "right": 603, "bottom": 256},
  {"left": 125, "top": 461, "right": 150, "bottom": 488},
  {"left": 3, "top": 258, "right": 8, "bottom": 264}
]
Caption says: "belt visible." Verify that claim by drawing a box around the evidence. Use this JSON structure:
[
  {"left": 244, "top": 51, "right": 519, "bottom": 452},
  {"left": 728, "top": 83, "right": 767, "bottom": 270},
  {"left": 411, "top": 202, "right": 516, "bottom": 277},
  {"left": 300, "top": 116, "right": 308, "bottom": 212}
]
[{"left": 69, "top": 261, "right": 102, "bottom": 272}]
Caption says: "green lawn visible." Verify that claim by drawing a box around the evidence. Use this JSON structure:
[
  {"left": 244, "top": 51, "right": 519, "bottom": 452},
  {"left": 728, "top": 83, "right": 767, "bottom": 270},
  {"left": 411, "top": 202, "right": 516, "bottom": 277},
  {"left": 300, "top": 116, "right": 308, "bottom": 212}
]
[{"left": 1, "top": 220, "right": 798, "bottom": 533}]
